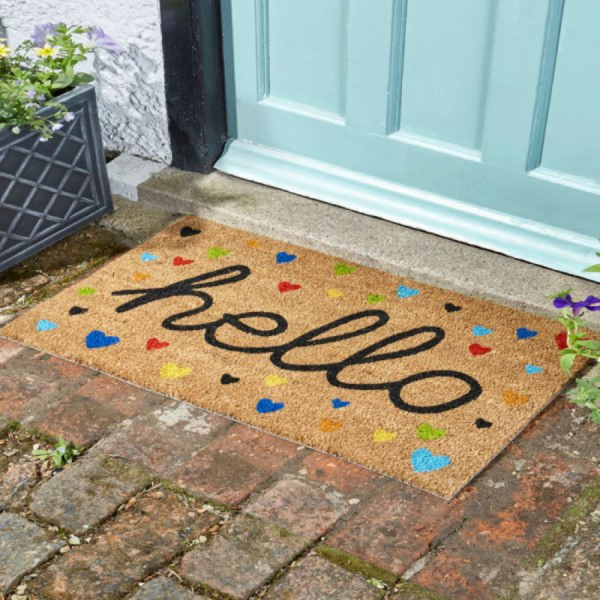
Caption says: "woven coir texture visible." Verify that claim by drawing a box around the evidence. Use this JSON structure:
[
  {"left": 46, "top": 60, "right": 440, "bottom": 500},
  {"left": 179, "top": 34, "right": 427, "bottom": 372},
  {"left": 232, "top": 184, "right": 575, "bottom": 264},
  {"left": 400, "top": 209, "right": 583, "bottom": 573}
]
[{"left": 1, "top": 217, "right": 576, "bottom": 498}]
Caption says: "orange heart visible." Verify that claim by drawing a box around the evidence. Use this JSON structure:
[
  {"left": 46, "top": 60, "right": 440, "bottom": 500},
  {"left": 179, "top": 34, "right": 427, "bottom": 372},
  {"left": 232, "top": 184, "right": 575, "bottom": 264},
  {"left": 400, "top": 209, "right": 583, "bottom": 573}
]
[
  {"left": 502, "top": 389, "right": 530, "bottom": 406},
  {"left": 320, "top": 418, "right": 342, "bottom": 433},
  {"left": 247, "top": 240, "right": 261, "bottom": 249},
  {"left": 133, "top": 271, "right": 150, "bottom": 282}
]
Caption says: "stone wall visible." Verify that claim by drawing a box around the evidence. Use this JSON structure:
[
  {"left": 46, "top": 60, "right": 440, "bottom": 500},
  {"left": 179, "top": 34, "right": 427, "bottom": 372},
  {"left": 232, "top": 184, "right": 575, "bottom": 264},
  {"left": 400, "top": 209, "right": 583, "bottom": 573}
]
[{"left": 0, "top": 0, "right": 171, "bottom": 163}]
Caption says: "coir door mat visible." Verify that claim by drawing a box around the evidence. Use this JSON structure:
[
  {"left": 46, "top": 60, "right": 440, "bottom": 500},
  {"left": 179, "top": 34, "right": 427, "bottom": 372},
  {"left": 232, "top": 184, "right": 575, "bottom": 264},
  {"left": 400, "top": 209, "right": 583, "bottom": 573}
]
[{"left": 1, "top": 217, "right": 577, "bottom": 498}]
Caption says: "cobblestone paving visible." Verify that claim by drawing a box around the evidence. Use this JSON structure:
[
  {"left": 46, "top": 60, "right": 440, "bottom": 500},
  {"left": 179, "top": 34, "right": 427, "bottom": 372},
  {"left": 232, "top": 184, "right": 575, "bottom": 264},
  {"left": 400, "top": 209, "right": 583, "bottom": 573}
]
[{"left": 0, "top": 200, "right": 598, "bottom": 599}]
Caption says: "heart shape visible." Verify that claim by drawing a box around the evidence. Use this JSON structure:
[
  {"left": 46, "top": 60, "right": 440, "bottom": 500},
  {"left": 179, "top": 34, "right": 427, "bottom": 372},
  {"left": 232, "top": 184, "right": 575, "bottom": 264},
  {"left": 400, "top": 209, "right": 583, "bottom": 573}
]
[
  {"left": 160, "top": 362, "right": 192, "bottom": 379},
  {"left": 146, "top": 337, "right": 170, "bottom": 351},
  {"left": 373, "top": 428, "right": 398, "bottom": 443},
  {"left": 502, "top": 389, "right": 530, "bottom": 406},
  {"left": 397, "top": 285, "right": 420, "bottom": 299},
  {"left": 320, "top": 418, "right": 343, "bottom": 433},
  {"left": 221, "top": 374, "right": 240, "bottom": 385},
  {"left": 416, "top": 423, "right": 447, "bottom": 441},
  {"left": 555, "top": 331, "right": 568, "bottom": 350},
  {"left": 133, "top": 271, "right": 150, "bottom": 283},
  {"left": 141, "top": 252, "right": 158, "bottom": 262},
  {"left": 469, "top": 343, "right": 492, "bottom": 357},
  {"left": 475, "top": 418, "right": 492, "bottom": 429},
  {"left": 367, "top": 294, "right": 385, "bottom": 305},
  {"left": 207, "top": 246, "right": 231, "bottom": 259},
  {"left": 327, "top": 289, "right": 343, "bottom": 299},
  {"left": 444, "top": 303, "right": 462, "bottom": 313},
  {"left": 173, "top": 256, "right": 194, "bottom": 266},
  {"left": 86, "top": 330, "right": 120, "bottom": 349},
  {"left": 332, "top": 398, "right": 350, "bottom": 409},
  {"left": 37, "top": 319, "right": 58, "bottom": 332},
  {"left": 276, "top": 251, "right": 297, "bottom": 264},
  {"left": 334, "top": 263, "right": 357, "bottom": 276},
  {"left": 180, "top": 226, "right": 201, "bottom": 237},
  {"left": 517, "top": 327, "right": 538, "bottom": 340},
  {"left": 265, "top": 374, "right": 288, "bottom": 387},
  {"left": 525, "top": 364, "right": 543, "bottom": 375},
  {"left": 411, "top": 448, "right": 451, "bottom": 473},
  {"left": 247, "top": 240, "right": 261, "bottom": 249},
  {"left": 256, "top": 398, "right": 285, "bottom": 413},
  {"left": 78, "top": 286, "right": 96, "bottom": 297},
  {"left": 69, "top": 306, "right": 88, "bottom": 316},
  {"left": 472, "top": 325, "right": 493, "bottom": 337},
  {"left": 278, "top": 281, "right": 302, "bottom": 293}
]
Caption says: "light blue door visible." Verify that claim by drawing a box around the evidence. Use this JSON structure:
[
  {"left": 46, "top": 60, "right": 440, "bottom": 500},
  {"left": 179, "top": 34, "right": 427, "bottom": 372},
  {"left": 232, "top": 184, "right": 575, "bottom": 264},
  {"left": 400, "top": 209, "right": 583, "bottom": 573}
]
[{"left": 216, "top": 0, "right": 600, "bottom": 279}]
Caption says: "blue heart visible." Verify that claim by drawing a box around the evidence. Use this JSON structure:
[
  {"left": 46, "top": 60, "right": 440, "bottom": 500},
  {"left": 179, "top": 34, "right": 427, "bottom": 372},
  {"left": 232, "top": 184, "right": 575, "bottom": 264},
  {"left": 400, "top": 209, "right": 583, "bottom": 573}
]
[
  {"left": 517, "top": 327, "right": 538, "bottom": 340},
  {"left": 397, "top": 285, "right": 420, "bottom": 299},
  {"left": 525, "top": 364, "right": 543, "bottom": 375},
  {"left": 141, "top": 252, "right": 158, "bottom": 262},
  {"left": 37, "top": 319, "right": 58, "bottom": 332},
  {"left": 256, "top": 398, "right": 285, "bottom": 414},
  {"left": 276, "top": 251, "right": 297, "bottom": 264},
  {"left": 86, "top": 330, "right": 121, "bottom": 349},
  {"left": 411, "top": 448, "right": 451, "bottom": 473},
  {"left": 472, "top": 325, "right": 493, "bottom": 337},
  {"left": 332, "top": 398, "right": 350, "bottom": 409}
]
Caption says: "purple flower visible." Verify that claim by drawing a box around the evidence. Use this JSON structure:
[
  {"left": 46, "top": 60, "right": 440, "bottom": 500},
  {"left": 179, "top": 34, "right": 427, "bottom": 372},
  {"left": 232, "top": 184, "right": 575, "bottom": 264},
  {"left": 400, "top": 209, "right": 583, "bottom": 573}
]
[
  {"left": 26, "top": 90, "right": 37, "bottom": 99},
  {"left": 553, "top": 294, "right": 600, "bottom": 316},
  {"left": 63, "top": 112, "right": 75, "bottom": 122},
  {"left": 85, "top": 27, "right": 119, "bottom": 53},
  {"left": 51, "top": 122, "right": 63, "bottom": 132},
  {"left": 32, "top": 23, "right": 58, "bottom": 48},
  {"left": 24, "top": 102, "right": 39, "bottom": 109},
  {"left": 37, "top": 94, "right": 46, "bottom": 102}
]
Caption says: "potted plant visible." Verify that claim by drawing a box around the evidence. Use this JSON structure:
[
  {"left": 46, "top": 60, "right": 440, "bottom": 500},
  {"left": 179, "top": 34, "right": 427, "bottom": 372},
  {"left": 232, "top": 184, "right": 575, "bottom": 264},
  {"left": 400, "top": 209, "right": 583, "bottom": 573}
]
[{"left": 0, "top": 23, "right": 118, "bottom": 273}]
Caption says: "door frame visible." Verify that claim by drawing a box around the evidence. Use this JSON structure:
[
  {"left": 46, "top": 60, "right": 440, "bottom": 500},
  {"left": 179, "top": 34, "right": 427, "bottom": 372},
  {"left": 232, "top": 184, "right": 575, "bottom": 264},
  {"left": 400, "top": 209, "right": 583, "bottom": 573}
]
[{"left": 159, "top": 0, "right": 228, "bottom": 173}]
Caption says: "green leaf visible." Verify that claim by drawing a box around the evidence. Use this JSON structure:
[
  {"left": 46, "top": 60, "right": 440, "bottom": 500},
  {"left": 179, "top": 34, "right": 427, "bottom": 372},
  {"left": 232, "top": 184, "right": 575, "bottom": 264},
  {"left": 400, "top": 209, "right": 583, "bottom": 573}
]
[
  {"left": 560, "top": 353, "right": 576, "bottom": 373},
  {"left": 583, "top": 264, "right": 600, "bottom": 273},
  {"left": 576, "top": 340, "right": 600, "bottom": 352},
  {"left": 50, "top": 68, "right": 74, "bottom": 90},
  {"left": 72, "top": 72, "right": 95, "bottom": 86}
]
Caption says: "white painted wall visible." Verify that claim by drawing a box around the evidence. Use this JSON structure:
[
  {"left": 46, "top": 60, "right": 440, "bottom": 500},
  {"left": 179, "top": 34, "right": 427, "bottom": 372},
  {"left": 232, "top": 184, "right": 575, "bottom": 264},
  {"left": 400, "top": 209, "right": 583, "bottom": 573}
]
[{"left": 0, "top": 0, "right": 172, "bottom": 164}]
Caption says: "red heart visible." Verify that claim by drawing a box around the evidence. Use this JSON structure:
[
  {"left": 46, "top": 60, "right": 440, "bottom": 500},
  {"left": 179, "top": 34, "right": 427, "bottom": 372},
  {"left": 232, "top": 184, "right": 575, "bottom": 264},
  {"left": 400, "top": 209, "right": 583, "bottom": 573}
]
[
  {"left": 469, "top": 343, "right": 492, "bottom": 356},
  {"left": 173, "top": 256, "right": 194, "bottom": 266},
  {"left": 555, "top": 331, "right": 568, "bottom": 350},
  {"left": 278, "top": 281, "right": 302, "bottom": 293},
  {"left": 147, "top": 337, "right": 170, "bottom": 351}
]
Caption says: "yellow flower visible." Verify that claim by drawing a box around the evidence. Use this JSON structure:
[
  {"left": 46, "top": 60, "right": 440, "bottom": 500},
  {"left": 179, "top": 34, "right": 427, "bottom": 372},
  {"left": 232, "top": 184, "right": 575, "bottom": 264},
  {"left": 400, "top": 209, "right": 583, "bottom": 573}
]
[
  {"left": 34, "top": 44, "right": 59, "bottom": 58},
  {"left": 0, "top": 44, "right": 12, "bottom": 58}
]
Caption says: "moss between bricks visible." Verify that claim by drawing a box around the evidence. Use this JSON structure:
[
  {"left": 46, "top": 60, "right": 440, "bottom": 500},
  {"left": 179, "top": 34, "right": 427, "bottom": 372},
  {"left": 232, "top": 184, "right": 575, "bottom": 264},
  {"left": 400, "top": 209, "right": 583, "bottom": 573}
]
[
  {"left": 316, "top": 544, "right": 397, "bottom": 586},
  {"left": 395, "top": 581, "right": 449, "bottom": 600},
  {"left": 531, "top": 476, "right": 600, "bottom": 565}
]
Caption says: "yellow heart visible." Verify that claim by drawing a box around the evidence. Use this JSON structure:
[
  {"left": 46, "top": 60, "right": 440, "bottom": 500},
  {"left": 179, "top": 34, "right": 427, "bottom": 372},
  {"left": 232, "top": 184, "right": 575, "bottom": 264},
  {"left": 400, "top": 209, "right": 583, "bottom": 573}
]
[
  {"left": 373, "top": 428, "right": 398, "bottom": 443},
  {"left": 320, "top": 418, "right": 343, "bottom": 433},
  {"left": 502, "top": 389, "right": 530, "bottom": 406},
  {"left": 265, "top": 374, "right": 288, "bottom": 387},
  {"left": 247, "top": 239, "right": 261, "bottom": 249},
  {"left": 327, "top": 289, "right": 343, "bottom": 298},
  {"left": 160, "top": 363, "right": 192, "bottom": 380},
  {"left": 133, "top": 271, "right": 150, "bottom": 282}
]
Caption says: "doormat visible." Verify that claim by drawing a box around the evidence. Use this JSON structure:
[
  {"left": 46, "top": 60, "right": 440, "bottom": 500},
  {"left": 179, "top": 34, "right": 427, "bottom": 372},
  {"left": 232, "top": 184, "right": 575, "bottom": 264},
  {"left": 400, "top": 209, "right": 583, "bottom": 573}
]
[{"left": 1, "top": 217, "right": 578, "bottom": 498}]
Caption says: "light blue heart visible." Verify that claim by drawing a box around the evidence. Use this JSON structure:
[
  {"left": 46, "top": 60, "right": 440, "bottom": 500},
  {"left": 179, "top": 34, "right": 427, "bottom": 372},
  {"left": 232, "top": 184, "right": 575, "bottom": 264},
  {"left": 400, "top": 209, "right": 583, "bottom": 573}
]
[
  {"left": 517, "top": 327, "right": 538, "bottom": 340},
  {"left": 397, "top": 285, "right": 420, "bottom": 299},
  {"left": 411, "top": 448, "right": 451, "bottom": 473},
  {"left": 256, "top": 398, "right": 285, "bottom": 414},
  {"left": 525, "top": 364, "right": 543, "bottom": 375},
  {"left": 141, "top": 252, "right": 159, "bottom": 262},
  {"left": 37, "top": 319, "right": 58, "bottom": 332},
  {"left": 473, "top": 325, "right": 493, "bottom": 337},
  {"left": 332, "top": 398, "right": 350, "bottom": 409},
  {"left": 276, "top": 251, "right": 297, "bottom": 264}
]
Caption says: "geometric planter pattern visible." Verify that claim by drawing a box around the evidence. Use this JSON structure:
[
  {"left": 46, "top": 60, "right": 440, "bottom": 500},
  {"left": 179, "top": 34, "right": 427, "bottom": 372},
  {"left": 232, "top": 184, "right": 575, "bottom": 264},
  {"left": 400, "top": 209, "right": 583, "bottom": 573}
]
[{"left": 0, "top": 85, "right": 113, "bottom": 273}]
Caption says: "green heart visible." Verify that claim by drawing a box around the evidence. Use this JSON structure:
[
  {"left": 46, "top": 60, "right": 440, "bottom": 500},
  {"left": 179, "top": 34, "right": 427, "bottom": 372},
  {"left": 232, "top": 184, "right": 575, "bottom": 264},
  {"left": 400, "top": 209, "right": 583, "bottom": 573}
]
[
  {"left": 417, "top": 423, "right": 447, "bottom": 441},
  {"left": 78, "top": 286, "right": 96, "bottom": 297},
  {"left": 207, "top": 246, "right": 231, "bottom": 259},
  {"left": 367, "top": 294, "right": 385, "bottom": 305},
  {"left": 334, "top": 263, "right": 357, "bottom": 276}
]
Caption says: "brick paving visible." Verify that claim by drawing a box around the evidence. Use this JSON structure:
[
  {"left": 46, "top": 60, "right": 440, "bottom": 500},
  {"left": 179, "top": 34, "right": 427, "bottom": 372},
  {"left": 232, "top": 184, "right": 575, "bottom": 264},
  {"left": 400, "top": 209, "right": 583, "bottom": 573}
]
[{"left": 0, "top": 330, "right": 599, "bottom": 599}]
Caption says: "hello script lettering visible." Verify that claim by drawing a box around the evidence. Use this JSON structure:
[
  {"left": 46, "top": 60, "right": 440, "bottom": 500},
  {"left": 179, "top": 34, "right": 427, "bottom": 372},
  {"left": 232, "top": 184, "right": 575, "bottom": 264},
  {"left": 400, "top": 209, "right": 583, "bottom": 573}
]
[{"left": 112, "top": 265, "right": 482, "bottom": 414}]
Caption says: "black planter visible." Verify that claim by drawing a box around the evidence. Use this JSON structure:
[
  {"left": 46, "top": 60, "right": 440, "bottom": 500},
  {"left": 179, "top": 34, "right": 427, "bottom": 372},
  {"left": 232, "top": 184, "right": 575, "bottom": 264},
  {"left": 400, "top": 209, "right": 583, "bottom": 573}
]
[{"left": 0, "top": 85, "right": 113, "bottom": 274}]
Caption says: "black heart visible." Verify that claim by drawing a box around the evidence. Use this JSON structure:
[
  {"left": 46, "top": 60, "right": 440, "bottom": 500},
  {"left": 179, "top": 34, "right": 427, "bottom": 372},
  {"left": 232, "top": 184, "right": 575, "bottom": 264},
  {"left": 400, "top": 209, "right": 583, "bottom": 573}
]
[
  {"left": 444, "top": 303, "right": 462, "bottom": 313},
  {"left": 475, "top": 418, "right": 492, "bottom": 429},
  {"left": 180, "top": 226, "right": 201, "bottom": 237},
  {"left": 221, "top": 374, "right": 240, "bottom": 385},
  {"left": 69, "top": 306, "right": 88, "bottom": 316}
]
